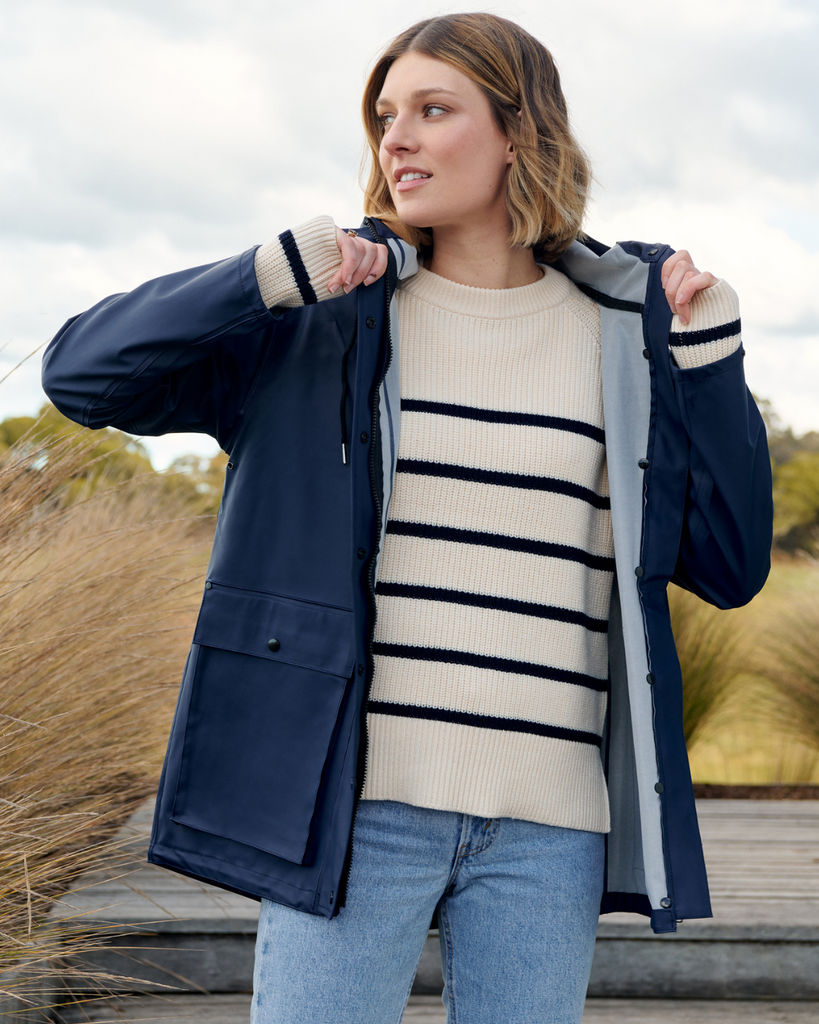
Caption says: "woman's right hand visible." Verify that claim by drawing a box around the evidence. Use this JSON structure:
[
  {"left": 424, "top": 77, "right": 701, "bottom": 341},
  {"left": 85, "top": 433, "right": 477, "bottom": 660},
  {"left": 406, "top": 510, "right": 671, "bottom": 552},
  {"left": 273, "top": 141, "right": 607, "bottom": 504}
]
[{"left": 328, "top": 227, "right": 389, "bottom": 295}]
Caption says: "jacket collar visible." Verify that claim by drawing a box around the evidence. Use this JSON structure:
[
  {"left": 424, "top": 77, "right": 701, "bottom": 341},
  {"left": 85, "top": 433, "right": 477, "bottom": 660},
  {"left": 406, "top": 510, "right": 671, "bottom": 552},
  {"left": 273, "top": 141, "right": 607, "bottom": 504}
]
[{"left": 359, "top": 217, "right": 419, "bottom": 287}]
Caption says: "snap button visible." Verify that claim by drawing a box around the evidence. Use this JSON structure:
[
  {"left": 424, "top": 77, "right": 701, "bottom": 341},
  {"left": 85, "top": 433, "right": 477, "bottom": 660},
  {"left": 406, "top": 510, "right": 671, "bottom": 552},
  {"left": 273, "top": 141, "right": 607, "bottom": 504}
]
[
  {"left": 366, "top": 317, "right": 376, "bottom": 329},
  {"left": 655, "top": 782, "right": 664, "bottom": 794},
  {"left": 660, "top": 897, "right": 672, "bottom": 909},
  {"left": 647, "top": 247, "right": 659, "bottom": 256},
  {"left": 357, "top": 548, "right": 367, "bottom": 560},
  {"left": 642, "top": 348, "right": 651, "bottom": 359},
  {"left": 646, "top": 673, "right": 655, "bottom": 685},
  {"left": 360, "top": 431, "right": 369, "bottom": 443},
  {"left": 268, "top": 638, "right": 280, "bottom": 652},
  {"left": 638, "top": 458, "right": 649, "bottom": 469},
  {"left": 205, "top": 581, "right": 212, "bottom": 590},
  {"left": 227, "top": 461, "right": 234, "bottom": 470},
  {"left": 635, "top": 566, "right": 644, "bottom": 578}
]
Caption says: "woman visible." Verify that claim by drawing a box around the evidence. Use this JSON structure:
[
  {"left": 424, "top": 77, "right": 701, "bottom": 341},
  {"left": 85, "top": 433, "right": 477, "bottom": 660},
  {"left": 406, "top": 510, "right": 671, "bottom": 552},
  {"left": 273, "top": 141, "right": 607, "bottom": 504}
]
[{"left": 42, "top": 13, "right": 773, "bottom": 1024}]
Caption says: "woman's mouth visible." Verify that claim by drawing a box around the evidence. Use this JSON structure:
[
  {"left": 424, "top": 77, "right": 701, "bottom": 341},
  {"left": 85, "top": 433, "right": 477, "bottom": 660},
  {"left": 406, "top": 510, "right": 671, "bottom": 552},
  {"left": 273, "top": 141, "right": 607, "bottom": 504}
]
[{"left": 396, "top": 172, "right": 432, "bottom": 193}]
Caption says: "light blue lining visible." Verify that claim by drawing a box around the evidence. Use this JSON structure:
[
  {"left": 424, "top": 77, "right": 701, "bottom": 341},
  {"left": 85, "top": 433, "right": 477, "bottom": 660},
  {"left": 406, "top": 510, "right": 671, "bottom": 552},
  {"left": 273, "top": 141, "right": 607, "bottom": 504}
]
[
  {"left": 560, "top": 241, "right": 665, "bottom": 910},
  {"left": 372, "top": 236, "right": 667, "bottom": 911},
  {"left": 374, "top": 240, "right": 417, "bottom": 582}
]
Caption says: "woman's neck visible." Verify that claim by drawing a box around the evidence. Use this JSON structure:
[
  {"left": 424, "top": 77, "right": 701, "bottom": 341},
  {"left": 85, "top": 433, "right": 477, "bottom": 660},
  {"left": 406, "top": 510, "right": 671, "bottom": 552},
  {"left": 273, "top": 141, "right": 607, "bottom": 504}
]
[{"left": 426, "top": 224, "right": 542, "bottom": 290}]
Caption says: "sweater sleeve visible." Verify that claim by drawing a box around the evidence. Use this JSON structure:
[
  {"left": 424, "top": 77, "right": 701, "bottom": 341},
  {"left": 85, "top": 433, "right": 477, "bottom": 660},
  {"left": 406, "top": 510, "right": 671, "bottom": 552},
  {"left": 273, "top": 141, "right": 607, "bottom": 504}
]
[
  {"left": 668, "top": 276, "right": 772, "bottom": 608},
  {"left": 254, "top": 215, "right": 344, "bottom": 308},
  {"left": 668, "top": 279, "right": 742, "bottom": 369}
]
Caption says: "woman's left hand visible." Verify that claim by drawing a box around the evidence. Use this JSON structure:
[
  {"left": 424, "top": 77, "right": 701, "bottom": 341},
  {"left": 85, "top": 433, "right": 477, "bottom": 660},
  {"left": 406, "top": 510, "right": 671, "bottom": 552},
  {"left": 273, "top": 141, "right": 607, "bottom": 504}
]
[
  {"left": 328, "top": 228, "right": 389, "bottom": 295},
  {"left": 661, "top": 250, "right": 718, "bottom": 326}
]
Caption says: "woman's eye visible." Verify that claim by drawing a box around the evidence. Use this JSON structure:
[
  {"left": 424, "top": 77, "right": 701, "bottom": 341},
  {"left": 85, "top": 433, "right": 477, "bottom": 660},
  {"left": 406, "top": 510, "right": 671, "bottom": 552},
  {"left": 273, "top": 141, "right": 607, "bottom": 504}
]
[{"left": 377, "top": 105, "right": 446, "bottom": 130}]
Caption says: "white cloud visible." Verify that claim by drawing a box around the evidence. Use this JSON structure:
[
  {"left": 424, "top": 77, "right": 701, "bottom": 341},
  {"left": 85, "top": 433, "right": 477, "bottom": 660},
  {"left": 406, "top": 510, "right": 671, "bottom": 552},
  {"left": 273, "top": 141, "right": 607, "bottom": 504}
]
[{"left": 0, "top": 0, "right": 816, "bottom": 464}]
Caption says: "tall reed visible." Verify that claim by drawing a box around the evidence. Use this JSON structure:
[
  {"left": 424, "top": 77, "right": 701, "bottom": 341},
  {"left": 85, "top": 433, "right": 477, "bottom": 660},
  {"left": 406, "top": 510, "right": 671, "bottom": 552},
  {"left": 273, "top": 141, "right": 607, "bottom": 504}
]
[
  {"left": 667, "top": 584, "right": 747, "bottom": 748},
  {"left": 0, "top": 425, "right": 212, "bottom": 1014},
  {"left": 756, "top": 587, "right": 819, "bottom": 757}
]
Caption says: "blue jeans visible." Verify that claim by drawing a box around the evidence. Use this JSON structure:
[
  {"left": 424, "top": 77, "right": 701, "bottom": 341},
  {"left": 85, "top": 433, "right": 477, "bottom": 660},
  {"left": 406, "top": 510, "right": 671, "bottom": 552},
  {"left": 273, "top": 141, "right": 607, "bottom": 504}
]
[{"left": 252, "top": 799, "right": 604, "bottom": 1024}]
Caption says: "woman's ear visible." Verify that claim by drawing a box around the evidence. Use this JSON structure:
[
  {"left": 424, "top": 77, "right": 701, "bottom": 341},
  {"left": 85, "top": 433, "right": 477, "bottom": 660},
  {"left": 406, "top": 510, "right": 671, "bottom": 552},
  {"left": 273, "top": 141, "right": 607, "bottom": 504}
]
[{"left": 506, "top": 109, "right": 522, "bottom": 162}]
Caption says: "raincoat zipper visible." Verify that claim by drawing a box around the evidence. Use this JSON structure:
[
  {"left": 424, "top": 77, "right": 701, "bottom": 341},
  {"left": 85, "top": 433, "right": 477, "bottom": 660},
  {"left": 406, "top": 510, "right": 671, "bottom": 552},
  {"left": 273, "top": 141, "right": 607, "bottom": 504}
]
[{"left": 336, "top": 219, "right": 395, "bottom": 911}]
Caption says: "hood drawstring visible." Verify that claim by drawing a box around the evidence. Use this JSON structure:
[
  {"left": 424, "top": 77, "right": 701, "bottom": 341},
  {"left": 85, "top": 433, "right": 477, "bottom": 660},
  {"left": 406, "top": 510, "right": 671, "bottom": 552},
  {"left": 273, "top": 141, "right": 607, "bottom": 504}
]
[{"left": 339, "top": 320, "right": 357, "bottom": 465}]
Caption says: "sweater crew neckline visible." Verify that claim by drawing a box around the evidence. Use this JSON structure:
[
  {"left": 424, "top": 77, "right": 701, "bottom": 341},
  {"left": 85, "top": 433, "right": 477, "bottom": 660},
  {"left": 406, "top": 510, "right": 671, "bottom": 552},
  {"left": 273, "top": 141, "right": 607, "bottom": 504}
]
[{"left": 400, "top": 264, "right": 572, "bottom": 319}]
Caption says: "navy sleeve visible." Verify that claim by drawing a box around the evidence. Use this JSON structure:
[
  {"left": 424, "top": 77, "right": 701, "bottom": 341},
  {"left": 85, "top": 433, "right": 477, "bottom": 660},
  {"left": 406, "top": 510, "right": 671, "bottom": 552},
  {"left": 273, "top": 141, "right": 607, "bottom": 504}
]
[
  {"left": 41, "top": 246, "right": 277, "bottom": 449},
  {"left": 670, "top": 346, "right": 773, "bottom": 608}
]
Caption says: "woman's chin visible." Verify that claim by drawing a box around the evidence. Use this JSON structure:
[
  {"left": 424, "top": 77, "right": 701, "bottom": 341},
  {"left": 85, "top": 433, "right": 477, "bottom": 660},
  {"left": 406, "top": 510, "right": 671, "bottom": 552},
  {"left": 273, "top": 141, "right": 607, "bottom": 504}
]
[{"left": 394, "top": 209, "right": 430, "bottom": 230}]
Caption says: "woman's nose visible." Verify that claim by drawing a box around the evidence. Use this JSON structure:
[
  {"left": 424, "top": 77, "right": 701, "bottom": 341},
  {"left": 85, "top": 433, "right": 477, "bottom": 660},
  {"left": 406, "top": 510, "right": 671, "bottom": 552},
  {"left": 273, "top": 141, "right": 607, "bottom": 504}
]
[{"left": 381, "top": 115, "right": 418, "bottom": 156}]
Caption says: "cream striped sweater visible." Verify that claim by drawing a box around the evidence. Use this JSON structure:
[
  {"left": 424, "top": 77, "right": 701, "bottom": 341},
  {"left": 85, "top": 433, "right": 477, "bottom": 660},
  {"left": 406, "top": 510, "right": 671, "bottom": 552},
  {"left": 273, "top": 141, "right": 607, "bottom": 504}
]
[{"left": 254, "top": 217, "right": 743, "bottom": 834}]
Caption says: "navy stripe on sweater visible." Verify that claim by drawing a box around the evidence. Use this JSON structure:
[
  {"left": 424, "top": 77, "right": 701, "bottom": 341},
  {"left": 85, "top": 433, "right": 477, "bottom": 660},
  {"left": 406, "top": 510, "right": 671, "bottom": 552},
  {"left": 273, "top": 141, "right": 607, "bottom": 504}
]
[
  {"left": 375, "top": 581, "right": 608, "bottom": 633},
  {"left": 401, "top": 399, "right": 606, "bottom": 445},
  {"left": 278, "top": 230, "right": 317, "bottom": 305},
  {"left": 366, "top": 700, "right": 602, "bottom": 747},
  {"left": 397, "top": 460, "right": 611, "bottom": 510},
  {"left": 385, "top": 520, "right": 616, "bottom": 572},
  {"left": 670, "top": 318, "right": 741, "bottom": 347},
  {"left": 372, "top": 642, "right": 609, "bottom": 692}
]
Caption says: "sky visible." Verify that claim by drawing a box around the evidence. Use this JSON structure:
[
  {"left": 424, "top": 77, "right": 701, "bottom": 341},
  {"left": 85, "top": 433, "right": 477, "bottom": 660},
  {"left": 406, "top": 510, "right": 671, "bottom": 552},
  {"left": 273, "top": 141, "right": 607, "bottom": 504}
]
[{"left": 0, "top": 0, "right": 816, "bottom": 468}]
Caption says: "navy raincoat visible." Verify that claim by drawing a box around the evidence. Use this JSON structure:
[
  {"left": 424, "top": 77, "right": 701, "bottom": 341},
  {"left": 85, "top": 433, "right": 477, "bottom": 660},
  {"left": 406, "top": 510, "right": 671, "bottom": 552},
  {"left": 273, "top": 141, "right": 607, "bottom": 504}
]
[{"left": 41, "top": 217, "right": 773, "bottom": 934}]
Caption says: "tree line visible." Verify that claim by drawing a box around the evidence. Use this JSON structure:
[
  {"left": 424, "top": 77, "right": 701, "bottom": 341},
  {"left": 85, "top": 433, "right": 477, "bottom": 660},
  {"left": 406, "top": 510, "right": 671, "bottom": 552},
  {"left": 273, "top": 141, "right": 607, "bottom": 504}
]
[
  {"left": 2, "top": 400, "right": 818, "bottom": 554},
  {"left": 0, "top": 404, "right": 227, "bottom": 515}
]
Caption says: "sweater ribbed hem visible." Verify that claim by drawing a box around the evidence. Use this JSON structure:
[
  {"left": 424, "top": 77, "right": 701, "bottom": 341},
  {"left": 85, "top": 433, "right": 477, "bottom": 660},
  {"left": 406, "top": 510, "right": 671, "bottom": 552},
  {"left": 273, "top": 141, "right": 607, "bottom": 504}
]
[
  {"left": 670, "top": 279, "right": 742, "bottom": 368},
  {"left": 360, "top": 713, "right": 611, "bottom": 833},
  {"left": 254, "top": 215, "right": 341, "bottom": 308}
]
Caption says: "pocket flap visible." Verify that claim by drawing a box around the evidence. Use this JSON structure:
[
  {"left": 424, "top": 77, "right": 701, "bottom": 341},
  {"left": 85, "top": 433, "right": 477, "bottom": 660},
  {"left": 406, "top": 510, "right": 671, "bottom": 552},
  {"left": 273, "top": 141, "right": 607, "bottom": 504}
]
[{"left": 194, "top": 582, "right": 355, "bottom": 677}]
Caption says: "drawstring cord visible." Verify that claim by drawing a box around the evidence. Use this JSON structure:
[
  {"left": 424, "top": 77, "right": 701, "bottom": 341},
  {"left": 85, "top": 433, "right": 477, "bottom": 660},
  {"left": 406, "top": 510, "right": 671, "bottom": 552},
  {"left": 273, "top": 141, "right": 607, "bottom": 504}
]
[{"left": 339, "top": 321, "right": 357, "bottom": 465}]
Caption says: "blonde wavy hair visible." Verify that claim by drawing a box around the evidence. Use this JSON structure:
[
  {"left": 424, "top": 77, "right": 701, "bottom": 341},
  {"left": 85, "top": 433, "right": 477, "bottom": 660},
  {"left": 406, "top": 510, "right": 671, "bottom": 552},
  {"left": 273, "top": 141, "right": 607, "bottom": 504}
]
[{"left": 361, "top": 13, "right": 592, "bottom": 262}]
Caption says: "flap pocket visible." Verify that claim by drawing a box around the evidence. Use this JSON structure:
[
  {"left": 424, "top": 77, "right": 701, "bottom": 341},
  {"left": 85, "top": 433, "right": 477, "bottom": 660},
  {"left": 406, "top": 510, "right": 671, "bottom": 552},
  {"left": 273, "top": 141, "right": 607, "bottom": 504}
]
[
  {"left": 194, "top": 581, "right": 355, "bottom": 677},
  {"left": 173, "top": 585, "right": 355, "bottom": 865}
]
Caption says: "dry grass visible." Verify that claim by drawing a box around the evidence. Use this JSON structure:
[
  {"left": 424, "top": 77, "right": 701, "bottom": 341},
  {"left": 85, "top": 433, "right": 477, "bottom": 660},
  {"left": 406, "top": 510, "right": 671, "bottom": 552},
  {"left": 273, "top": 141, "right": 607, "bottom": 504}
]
[
  {"left": 2, "top": 409, "right": 819, "bottom": 1014},
  {"left": 738, "top": 572, "right": 819, "bottom": 782},
  {"left": 685, "top": 554, "right": 819, "bottom": 784},
  {"left": 0, "top": 429, "right": 213, "bottom": 1014},
  {"left": 667, "top": 584, "right": 748, "bottom": 748}
]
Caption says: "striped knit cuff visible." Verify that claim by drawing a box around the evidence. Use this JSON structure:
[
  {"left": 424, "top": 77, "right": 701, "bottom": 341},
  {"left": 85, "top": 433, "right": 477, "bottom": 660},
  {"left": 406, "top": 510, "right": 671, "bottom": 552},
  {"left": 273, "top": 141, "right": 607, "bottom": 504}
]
[
  {"left": 669, "top": 279, "right": 742, "bottom": 369},
  {"left": 254, "top": 215, "right": 342, "bottom": 308}
]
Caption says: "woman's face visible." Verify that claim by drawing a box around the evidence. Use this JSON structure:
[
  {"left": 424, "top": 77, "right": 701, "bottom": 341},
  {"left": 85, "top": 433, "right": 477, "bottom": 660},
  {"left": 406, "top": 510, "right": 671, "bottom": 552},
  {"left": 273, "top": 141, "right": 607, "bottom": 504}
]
[{"left": 376, "top": 52, "right": 515, "bottom": 237}]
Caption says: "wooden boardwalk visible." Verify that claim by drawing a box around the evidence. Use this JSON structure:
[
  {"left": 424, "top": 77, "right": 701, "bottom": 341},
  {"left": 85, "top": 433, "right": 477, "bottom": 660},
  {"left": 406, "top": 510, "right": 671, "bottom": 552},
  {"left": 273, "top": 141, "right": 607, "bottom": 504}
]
[
  {"left": 697, "top": 799, "right": 819, "bottom": 923},
  {"left": 46, "top": 799, "right": 819, "bottom": 1021},
  {"left": 588, "top": 800, "right": 819, "bottom": 999},
  {"left": 596, "top": 798, "right": 819, "bottom": 934},
  {"left": 53, "top": 993, "right": 819, "bottom": 1022}
]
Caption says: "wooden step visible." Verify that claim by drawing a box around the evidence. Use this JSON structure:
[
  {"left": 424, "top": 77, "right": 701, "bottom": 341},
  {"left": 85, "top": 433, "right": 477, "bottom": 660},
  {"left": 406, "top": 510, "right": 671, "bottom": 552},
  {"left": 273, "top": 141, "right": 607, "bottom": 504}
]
[{"left": 50, "top": 799, "right": 819, "bottom": 1001}]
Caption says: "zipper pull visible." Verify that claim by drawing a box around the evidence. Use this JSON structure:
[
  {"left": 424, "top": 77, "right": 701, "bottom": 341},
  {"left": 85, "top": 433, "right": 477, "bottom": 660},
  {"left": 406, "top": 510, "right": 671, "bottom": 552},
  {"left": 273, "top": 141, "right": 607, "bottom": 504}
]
[{"left": 342, "top": 443, "right": 347, "bottom": 465}]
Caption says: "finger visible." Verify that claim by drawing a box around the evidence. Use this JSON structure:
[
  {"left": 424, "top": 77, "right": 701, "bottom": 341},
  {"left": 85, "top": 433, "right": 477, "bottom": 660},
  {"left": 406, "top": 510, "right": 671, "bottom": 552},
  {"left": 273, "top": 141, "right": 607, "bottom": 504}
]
[
  {"left": 660, "top": 250, "right": 691, "bottom": 289},
  {"left": 672, "top": 269, "right": 699, "bottom": 324},
  {"left": 364, "top": 245, "right": 389, "bottom": 285},
  {"left": 340, "top": 240, "right": 365, "bottom": 293},
  {"left": 361, "top": 245, "right": 388, "bottom": 286},
  {"left": 327, "top": 238, "right": 387, "bottom": 294},
  {"left": 328, "top": 227, "right": 353, "bottom": 294},
  {"left": 675, "top": 271, "right": 717, "bottom": 325},
  {"left": 664, "top": 261, "right": 696, "bottom": 315},
  {"left": 328, "top": 231, "right": 364, "bottom": 294},
  {"left": 347, "top": 243, "right": 381, "bottom": 291}
]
